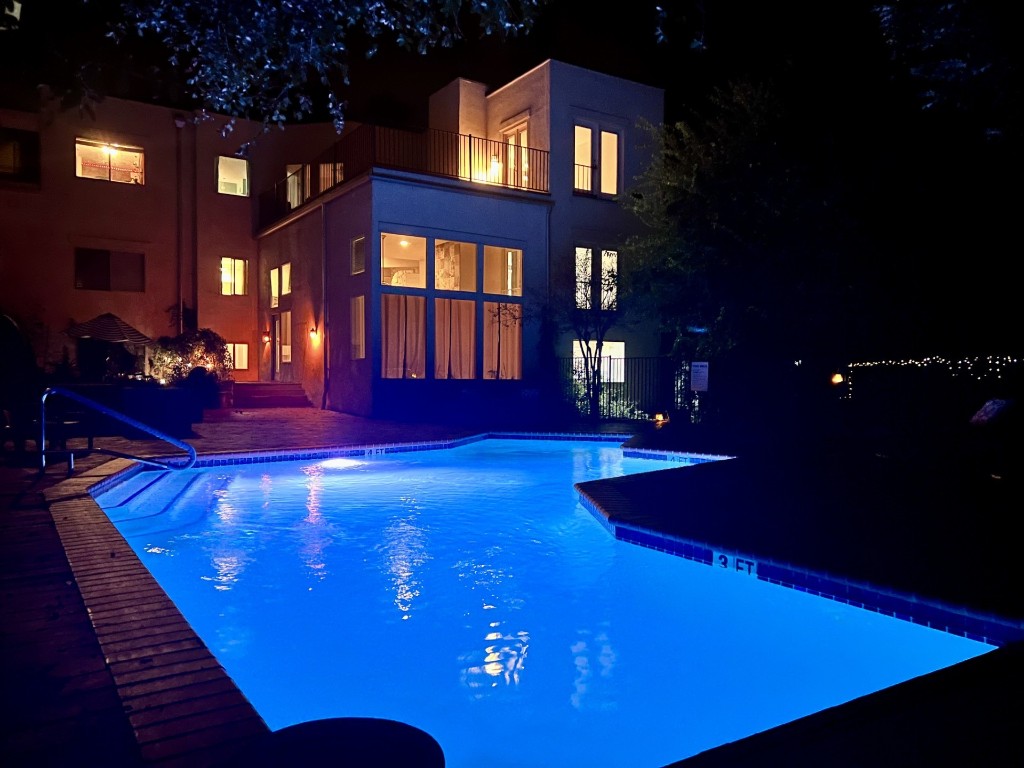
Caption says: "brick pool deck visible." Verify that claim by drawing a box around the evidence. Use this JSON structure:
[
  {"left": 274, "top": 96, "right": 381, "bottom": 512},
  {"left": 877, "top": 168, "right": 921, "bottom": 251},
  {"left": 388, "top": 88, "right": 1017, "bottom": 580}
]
[{"left": 1, "top": 408, "right": 1021, "bottom": 766}]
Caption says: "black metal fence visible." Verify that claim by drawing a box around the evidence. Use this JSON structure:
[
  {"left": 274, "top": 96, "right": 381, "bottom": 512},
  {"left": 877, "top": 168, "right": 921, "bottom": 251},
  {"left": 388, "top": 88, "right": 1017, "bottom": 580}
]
[{"left": 557, "top": 356, "right": 695, "bottom": 421}]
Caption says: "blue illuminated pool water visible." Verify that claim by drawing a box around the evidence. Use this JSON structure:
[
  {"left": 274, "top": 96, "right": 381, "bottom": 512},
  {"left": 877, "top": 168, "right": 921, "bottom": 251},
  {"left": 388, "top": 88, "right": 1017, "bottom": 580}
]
[{"left": 99, "top": 438, "right": 991, "bottom": 767}]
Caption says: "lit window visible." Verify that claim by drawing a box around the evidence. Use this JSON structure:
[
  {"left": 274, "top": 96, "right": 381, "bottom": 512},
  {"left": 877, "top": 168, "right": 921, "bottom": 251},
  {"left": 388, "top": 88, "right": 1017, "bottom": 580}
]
[
  {"left": 483, "top": 246, "right": 522, "bottom": 296},
  {"left": 280, "top": 310, "right": 292, "bottom": 363},
  {"left": 573, "top": 340, "right": 625, "bottom": 383},
  {"left": 319, "top": 161, "right": 344, "bottom": 192},
  {"left": 75, "top": 138, "right": 144, "bottom": 185},
  {"left": 74, "top": 248, "right": 144, "bottom": 292},
  {"left": 483, "top": 302, "right": 522, "bottom": 380},
  {"left": 270, "top": 263, "right": 291, "bottom": 308},
  {"left": 600, "top": 131, "right": 619, "bottom": 195},
  {"left": 575, "top": 247, "right": 592, "bottom": 309},
  {"left": 435, "top": 298, "right": 476, "bottom": 379},
  {"left": 380, "top": 233, "right": 426, "bottom": 288},
  {"left": 600, "top": 249, "right": 618, "bottom": 310},
  {"left": 217, "top": 156, "right": 249, "bottom": 196},
  {"left": 351, "top": 296, "right": 365, "bottom": 360},
  {"left": 220, "top": 257, "right": 247, "bottom": 295},
  {"left": 381, "top": 295, "right": 425, "bottom": 378},
  {"left": 502, "top": 121, "right": 529, "bottom": 188},
  {"left": 435, "top": 240, "right": 476, "bottom": 292},
  {"left": 351, "top": 236, "right": 366, "bottom": 275},
  {"left": 574, "top": 125, "right": 592, "bottom": 191},
  {"left": 226, "top": 343, "right": 249, "bottom": 370},
  {"left": 286, "top": 164, "right": 306, "bottom": 208}
]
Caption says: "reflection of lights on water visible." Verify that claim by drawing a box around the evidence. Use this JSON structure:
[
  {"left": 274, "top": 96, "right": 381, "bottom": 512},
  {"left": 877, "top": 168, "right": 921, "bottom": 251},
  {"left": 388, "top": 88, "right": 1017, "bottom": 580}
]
[
  {"left": 319, "top": 457, "right": 364, "bottom": 470},
  {"left": 570, "top": 630, "right": 617, "bottom": 710},
  {"left": 144, "top": 545, "right": 171, "bottom": 555},
  {"left": 301, "top": 464, "right": 328, "bottom": 578},
  {"left": 216, "top": 501, "right": 238, "bottom": 524},
  {"left": 202, "top": 554, "right": 245, "bottom": 591},
  {"left": 382, "top": 517, "right": 428, "bottom": 617},
  {"left": 463, "top": 619, "right": 531, "bottom": 695}
]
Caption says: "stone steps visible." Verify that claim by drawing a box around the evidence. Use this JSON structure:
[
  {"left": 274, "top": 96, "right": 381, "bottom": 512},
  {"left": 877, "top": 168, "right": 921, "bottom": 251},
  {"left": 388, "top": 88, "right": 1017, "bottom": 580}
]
[{"left": 231, "top": 382, "right": 312, "bottom": 408}]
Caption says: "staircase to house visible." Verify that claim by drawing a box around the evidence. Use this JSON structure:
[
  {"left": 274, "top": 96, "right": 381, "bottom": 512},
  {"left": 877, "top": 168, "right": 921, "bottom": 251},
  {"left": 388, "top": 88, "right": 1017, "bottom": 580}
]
[{"left": 231, "top": 382, "right": 312, "bottom": 409}]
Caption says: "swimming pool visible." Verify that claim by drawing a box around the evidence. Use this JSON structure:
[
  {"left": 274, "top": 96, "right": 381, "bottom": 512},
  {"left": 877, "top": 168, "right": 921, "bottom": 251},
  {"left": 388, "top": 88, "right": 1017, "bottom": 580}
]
[{"left": 97, "top": 437, "right": 991, "bottom": 767}]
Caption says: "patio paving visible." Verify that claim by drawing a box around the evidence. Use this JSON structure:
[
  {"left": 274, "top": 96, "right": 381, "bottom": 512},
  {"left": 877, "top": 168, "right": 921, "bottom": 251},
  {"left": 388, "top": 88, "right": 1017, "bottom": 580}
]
[{"left": 1, "top": 406, "right": 1021, "bottom": 766}]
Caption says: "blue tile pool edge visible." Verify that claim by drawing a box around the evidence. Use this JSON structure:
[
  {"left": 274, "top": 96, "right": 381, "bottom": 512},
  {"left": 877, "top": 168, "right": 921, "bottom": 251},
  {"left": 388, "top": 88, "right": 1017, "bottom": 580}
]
[
  {"left": 89, "top": 431, "right": 637, "bottom": 499},
  {"left": 575, "top": 492, "right": 1022, "bottom": 648}
]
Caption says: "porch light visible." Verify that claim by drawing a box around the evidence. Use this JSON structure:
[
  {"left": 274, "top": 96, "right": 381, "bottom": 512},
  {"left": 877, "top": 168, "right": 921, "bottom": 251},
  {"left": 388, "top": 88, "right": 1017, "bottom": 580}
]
[
  {"left": 830, "top": 373, "right": 844, "bottom": 385},
  {"left": 309, "top": 327, "right": 318, "bottom": 340},
  {"left": 489, "top": 154, "right": 502, "bottom": 182},
  {"left": 652, "top": 412, "right": 670, "bottom": 428},
  {"left": 261, "top": 331, "right": 271, "bottom": 343}
]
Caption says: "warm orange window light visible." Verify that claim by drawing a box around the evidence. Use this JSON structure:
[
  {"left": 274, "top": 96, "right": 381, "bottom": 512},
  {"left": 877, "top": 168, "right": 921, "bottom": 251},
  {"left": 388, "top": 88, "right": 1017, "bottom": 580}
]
[{"left": 75, "top": 138, "right": 145, "bottom": 184}]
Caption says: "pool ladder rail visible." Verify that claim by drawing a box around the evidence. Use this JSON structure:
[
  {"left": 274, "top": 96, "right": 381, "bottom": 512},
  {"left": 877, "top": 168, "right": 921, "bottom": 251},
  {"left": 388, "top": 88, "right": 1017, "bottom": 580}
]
[{"left": 39, "top": 386, "right": 197, "bottom": 476}]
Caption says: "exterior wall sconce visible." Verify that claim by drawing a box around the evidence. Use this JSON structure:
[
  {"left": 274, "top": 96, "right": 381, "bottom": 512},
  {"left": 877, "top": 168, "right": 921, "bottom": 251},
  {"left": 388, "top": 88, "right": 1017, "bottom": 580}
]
[
  {"left": 309, "top": 327, "right": 318, "bottom": 340},
  {"left": 261, "top": 331, "right": 271, "bottom": 343}
]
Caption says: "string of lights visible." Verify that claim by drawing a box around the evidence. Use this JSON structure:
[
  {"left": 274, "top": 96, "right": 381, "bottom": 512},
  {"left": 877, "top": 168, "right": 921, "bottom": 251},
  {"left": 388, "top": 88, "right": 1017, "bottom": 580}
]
[{"left": 847, "top": 355, "right": 1021, "bottom": 380}]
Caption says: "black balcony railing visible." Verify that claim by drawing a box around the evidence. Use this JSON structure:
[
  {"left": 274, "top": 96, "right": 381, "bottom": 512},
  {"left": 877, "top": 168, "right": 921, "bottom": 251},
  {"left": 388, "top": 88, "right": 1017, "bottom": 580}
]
[{"left": 258, "top": 124, "right": 550, "bottom": 229}]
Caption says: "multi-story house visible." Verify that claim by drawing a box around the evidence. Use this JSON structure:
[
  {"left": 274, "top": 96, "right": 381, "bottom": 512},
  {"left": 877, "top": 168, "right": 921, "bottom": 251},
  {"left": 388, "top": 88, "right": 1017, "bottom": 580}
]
[
  {"left": 0, "top": 97, "right": 264, "bottom": 381},
  {"left": 1, "top": 59, "right": 665, "bottom": 420}
]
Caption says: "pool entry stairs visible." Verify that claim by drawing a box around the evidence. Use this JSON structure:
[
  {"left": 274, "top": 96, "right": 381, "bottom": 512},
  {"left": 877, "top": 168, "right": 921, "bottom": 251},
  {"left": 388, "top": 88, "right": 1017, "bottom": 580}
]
[{"left": 232, "top": 382, "right": 312, "bottom": 408}]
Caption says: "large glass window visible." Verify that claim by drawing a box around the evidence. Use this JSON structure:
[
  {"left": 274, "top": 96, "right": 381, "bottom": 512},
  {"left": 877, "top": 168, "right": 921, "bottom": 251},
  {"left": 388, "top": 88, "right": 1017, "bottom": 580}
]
[
  {"left": 575, "top": 247, "right": 619, "bottom": 311},
  {"left": 381, "top": 233, "right": 427, "bottom": 288},
  {"left": 226, "top": 343, "right": 249, "bottom": 370},
  {"left": 502, "top": 121, "right": 529, "bottom": 188},
  {"left": 600, "top": 131, "right": 619, "bottom": 195},
  {"left": 575, "top": 247, "right": 593, "bottom": 309},
  {"left": 220, "top": 257, "right": 247, "bottom": 295},
  {"left": 217, "top": 156, "right": 249, "bottom": 196},
  {"left": 483, "top": 301, "right": 522, "bottom": 380},
  {"left": 381, "top": 294, "right": 425, "bottom": 379},
  {"left": 574, "top": 125, "right": 592, "bottom": 191},
  {"left": 600, "top": 249, "right": 618, "bottom": 310},
  {"left": 483, "top": 246, "right": 522, "bottom": 296},
  {"left": 351, "top": 296, "right": 365, "bottom": 360},
  {"left": 573, "top": 340, "right": 625, "bottom": 383},
  {"left": 435, "top": 298, "right": 476, "bottom": 379},
  {"left": 75, "top": 138, "right": 144, "bottom": 185},
  {"left": 434, "top": 239, "right": 476, "bottom": 292},
  {"left": 74, "top": 248, "right": 144, "bottom": 291}
]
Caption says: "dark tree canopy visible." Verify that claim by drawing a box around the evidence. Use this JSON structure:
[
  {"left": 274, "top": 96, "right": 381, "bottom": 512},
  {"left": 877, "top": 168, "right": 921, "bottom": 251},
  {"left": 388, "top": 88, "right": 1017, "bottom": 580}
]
[{"left": 113, "top": 0, "right": 547, "bottom": 134}]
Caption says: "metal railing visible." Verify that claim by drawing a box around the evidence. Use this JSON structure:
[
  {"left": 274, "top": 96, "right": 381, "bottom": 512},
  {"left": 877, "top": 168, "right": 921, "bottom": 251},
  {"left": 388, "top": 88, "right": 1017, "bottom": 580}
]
[
  {"left": 559, "top": 356, "right": 693, "bottom": 420},
  {"left": 39, "top": 387, "right": 197, "bottom": 474},
  {"left": 259, "top": 124, "right": 551, "bottom": 229}
]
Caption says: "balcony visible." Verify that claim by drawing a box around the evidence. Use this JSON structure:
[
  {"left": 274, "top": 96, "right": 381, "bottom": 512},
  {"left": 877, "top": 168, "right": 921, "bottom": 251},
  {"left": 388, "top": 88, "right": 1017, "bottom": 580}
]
[{"left": 258, "top": 124, "right": 550, "bottom": 230}]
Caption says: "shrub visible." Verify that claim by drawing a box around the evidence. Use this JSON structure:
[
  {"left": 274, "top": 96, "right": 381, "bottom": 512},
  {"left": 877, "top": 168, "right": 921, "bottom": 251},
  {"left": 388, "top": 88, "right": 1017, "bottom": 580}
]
[{"left": 149, "top": 328, "right": 233, "bottom": 383}]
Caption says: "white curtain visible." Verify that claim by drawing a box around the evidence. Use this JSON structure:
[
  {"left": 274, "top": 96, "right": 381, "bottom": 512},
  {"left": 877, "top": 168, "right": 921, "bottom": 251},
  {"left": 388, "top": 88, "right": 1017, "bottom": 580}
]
[
  {"left": 435, "top": 299, "right": 476, "bottom": 379},
  {"left": 483, "top": 302, "right": 522, "bottom": 380},
  {"left": 382, "top": 294, "right": 425, "bottom": 378}
]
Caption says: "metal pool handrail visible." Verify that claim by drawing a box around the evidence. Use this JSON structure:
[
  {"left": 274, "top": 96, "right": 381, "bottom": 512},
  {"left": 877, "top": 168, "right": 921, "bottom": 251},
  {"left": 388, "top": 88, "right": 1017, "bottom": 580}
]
[{"left": 40, "top": 386, "right": 197, "bottom": 473}]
